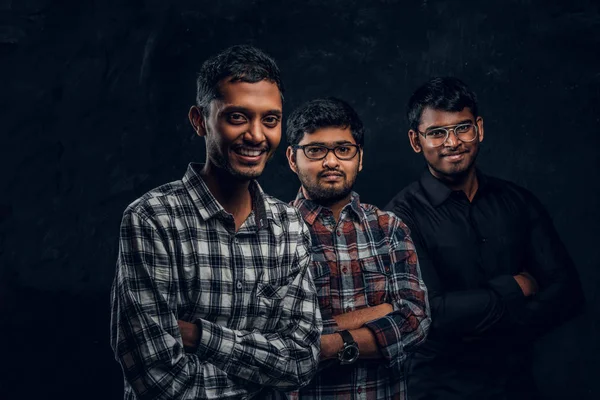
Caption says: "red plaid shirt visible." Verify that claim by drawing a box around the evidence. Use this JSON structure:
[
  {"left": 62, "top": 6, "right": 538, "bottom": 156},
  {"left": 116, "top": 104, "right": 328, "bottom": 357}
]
[{"left": 290, "top": 190, "right": 430, "bottom": 400}]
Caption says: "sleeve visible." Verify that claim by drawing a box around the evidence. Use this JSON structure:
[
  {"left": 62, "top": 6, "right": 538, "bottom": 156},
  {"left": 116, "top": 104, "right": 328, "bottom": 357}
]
[
  {"left": 503, "top": 191, "right": 585, "bottom": 339},
  {"left": 363, "top": 215, "right": 431, "bottom": 368},
  {"left": 110, "top": 209, "right": 321, "bottom": 400},
  {"left": 193, "top": 212, "right": 322, "bottom": 389},
  {"left": 384, "top": 199, "right": 523, "bottom": 339}
]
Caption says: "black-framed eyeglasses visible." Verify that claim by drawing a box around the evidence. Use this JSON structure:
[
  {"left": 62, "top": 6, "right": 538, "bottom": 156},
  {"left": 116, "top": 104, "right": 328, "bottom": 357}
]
[
  {"left": 293, "top": 144, "right": 360, "bottom": 160},
  {"left": 417, "top": 122, "right": 478, "bottom": 147}
]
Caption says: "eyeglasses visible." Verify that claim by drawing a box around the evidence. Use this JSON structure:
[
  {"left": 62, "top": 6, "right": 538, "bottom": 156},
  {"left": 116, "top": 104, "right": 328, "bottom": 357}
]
[
  {"left": 293, "top": 144, "right": 360, "bottom": 160},
  {"left": 417, "top": 122, "right": 478, "bottom": 147}
]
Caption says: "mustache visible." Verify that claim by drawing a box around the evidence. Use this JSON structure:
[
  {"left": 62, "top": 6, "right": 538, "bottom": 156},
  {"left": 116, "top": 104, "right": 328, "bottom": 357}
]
[{"left": 318, "top": 169, "right": 345, "bottom": 178}]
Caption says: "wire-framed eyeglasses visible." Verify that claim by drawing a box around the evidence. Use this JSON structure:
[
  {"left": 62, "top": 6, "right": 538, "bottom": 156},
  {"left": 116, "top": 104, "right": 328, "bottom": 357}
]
[{"left": 417, "top": 122, "right": 478, "bottom": 147}]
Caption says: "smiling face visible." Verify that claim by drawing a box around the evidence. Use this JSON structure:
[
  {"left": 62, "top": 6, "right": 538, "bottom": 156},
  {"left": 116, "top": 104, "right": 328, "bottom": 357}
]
[
  {"left": 287, "top": 126, "right": 362, "bottom": 206},
  {"left": 189, "top": 79, "right": 282, "bottom": 180},
  {"left": 408, "top": 107, "right": 484, "bottom": 180}
]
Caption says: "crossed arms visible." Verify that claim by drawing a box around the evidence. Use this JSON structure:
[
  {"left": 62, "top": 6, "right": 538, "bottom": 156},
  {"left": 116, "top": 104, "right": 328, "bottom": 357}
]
[{"left": 110, "top": 209, "right": 322, "bottom": 400}]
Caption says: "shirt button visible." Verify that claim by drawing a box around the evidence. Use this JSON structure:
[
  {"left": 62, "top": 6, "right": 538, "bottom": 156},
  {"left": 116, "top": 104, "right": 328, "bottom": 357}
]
[
  {"left": 336, "top": 231, "right": 341, "bottom": 237},
  {"left": 236, "top": 280, "right": 242, "bottom": 290},
  {"left": 342, "top": 267, "right": 348, "bottom": 274},
  {"left": 357, "top": 387, "right": 362, "bottom": 394}
]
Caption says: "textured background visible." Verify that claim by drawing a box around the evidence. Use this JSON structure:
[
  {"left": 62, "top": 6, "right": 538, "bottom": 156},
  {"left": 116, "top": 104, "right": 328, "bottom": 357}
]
[{"left": 1, "top": 0, "right": 599, "bottom": 398}]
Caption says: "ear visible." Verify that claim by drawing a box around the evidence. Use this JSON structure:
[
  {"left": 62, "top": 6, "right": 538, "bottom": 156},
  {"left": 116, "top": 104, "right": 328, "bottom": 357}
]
[
  {"left": 476, "top": 116, "right": 484, "bottom": 143},
  {"left": 358, "top": 147, "right": 363, "bottom": 172},
  {"left": 188, "top": 106, "right": 207, "bottom": 137},
  {"left": 408, "top": 130, "right": 423, "bottom": 153},
  {"left": 286, "top": 146, "right": 298, "bottom": 174}
]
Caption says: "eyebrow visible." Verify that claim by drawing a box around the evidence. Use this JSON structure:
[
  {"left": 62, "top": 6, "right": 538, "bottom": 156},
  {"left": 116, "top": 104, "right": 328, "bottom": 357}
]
[
  {"left": 303, "top": 140, "right": 356, "bottom": 146},
  {"left": 425, "top": 119, "right": 473, "bottom": 131},
  {"left": 221, "top": 106, "right": 282, "bottom": 118}
]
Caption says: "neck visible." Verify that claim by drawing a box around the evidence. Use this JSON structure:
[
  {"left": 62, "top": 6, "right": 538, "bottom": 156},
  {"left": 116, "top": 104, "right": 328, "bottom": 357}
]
[
  {"left": 302, "top": 187, "right": 351, "bottom": 222},
  {"left": 430, "top": 166, "right": 479, "bottom": 202},
  {"left": 200, "top": 163, "right": 252, "bottom": 225}
]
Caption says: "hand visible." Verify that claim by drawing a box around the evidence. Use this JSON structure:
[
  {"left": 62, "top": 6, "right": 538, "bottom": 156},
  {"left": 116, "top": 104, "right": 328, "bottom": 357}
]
[
  {"left": 513, "top": 272, "right": 539, "bottom": 297},
  {"left": 320, "top": 333, "right": 344, "bottom": 360},
  {"left": 177, "top": 320, "right": 200, "bottom": 351}
]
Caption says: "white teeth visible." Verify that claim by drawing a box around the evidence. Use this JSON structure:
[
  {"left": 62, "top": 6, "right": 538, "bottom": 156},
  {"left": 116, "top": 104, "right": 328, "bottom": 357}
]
[{"left": 236, "top": 148, "right": 263, "bottom": 157}]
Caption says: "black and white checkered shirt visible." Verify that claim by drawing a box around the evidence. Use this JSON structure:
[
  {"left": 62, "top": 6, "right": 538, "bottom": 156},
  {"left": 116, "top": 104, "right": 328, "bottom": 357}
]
[{"left": 110, "top": 163, "right": 322, "bottom": 399}]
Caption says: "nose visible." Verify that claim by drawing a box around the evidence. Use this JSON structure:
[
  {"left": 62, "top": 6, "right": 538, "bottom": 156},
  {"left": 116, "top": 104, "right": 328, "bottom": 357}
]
[
  {"left": 322, "top": 149, "right": 340, "bottom": 168},
  {"left": 443, "top": 128, "right": 460, "bottom": 147},
  {"left": 244, "top": 119, "right": 266, "bottom": 144}
]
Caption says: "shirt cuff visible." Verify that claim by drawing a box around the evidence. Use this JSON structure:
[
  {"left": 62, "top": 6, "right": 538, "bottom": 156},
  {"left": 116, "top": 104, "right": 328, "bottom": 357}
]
[
  {"left": 487, "top": 274, "right": 527, "bottom": 311},
  {"left": 195, "top": 319, "right": 236, "bottom": 370},
  {"left": 364, "top": 315, "right": 402, "bottom": 367}
]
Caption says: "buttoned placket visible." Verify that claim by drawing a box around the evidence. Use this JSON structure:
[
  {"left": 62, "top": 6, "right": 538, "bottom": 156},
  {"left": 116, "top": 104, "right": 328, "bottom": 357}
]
[{"left": 333, "top": 208, "right": 355, "bottom": 314}]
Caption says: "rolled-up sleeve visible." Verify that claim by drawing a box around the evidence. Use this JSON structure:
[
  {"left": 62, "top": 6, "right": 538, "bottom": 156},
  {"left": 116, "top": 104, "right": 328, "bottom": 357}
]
[{"left": 364, "top": 217, "right": 431, "bottom": 367}]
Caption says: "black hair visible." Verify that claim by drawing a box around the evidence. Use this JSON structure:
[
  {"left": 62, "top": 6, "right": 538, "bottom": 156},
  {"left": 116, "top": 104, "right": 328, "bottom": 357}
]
[
  {"left": 286, "top": 97, "right": 364, "bottom": 147},
  {"left": 407, "top": 77, "right": 478, "bottom": 131},
  {"left": 196, "top": 44, "right": 284, "bottom": 115}
]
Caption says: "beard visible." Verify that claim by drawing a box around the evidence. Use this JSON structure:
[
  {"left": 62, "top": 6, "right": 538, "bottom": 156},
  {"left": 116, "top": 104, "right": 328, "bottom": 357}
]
[
  {"left": 206, "top": 140, "right": 268, "bottom": 181},
  {"left": 298, "top": 167, "right": 358, "bottom": 205}
]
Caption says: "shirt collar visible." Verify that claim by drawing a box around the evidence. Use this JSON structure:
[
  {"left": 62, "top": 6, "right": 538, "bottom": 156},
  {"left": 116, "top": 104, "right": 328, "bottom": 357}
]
[
  {"left": 291, "top": 188, "right": 362, "bottom": 225},
  {"left": 182, "top": 163, "right": 273, "bottom": 230},
  {"left": 419, "top": 167, "right": 489, "bottom": 207}
]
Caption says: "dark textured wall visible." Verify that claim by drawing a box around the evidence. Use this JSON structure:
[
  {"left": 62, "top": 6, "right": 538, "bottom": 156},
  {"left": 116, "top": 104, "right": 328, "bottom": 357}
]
[{"left": 1, "top": 0, "right": 598, "bottom": 398}]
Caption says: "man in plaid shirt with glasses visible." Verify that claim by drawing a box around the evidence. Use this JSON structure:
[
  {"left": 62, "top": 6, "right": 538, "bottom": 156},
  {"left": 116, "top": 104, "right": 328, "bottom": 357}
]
[
  {"left": 285, "top": 98, "right": 431, "bottom": 399},
  {"left": 110, "top": 45, "right": 322, "bottom": 399}
]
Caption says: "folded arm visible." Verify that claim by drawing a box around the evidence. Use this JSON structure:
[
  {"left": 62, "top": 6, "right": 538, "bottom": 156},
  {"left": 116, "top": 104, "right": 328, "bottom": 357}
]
[{"left": 111, "top": 210, "right": 321, "bottom": 400}]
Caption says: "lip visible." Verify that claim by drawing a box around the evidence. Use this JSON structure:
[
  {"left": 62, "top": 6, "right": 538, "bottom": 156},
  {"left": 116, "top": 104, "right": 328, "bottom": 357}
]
[
  {"left": 442, "top": 152, "right": 467, "bottom": 162},
  {"left": 320, "top": 172, "right": 344, "bottom": 182},
  {"left": 232, "top": 147, "right": 268, "bottom": 163}
]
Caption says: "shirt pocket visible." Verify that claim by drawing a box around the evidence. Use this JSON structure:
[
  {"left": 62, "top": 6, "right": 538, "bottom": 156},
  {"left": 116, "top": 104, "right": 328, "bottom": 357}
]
[
  {"left": 311, "top": 261, "right": 332, "bottom": 312},
  {"left": 360, "top": 255, "right": 390, "bottom": 306},
  {"left": 256, "top": 280, "right": 291, "bottom": 300},
  {"left": 251, "top": 277, "right": 291, "bottom": 331}
]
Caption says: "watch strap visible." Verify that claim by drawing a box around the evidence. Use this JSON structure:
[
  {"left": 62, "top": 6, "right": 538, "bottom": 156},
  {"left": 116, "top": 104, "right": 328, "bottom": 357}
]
[{"left": 337, "top": 329, "right": 355, "bottom": 346}]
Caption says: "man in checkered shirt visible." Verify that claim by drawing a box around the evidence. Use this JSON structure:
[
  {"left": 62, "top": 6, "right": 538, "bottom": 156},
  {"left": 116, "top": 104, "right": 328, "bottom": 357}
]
[
  {"left": 284, "top": 98, "right": 431, "bottom": 399},
  {"left": 110, "top": 45, "right": 322, "bottom": 400}
]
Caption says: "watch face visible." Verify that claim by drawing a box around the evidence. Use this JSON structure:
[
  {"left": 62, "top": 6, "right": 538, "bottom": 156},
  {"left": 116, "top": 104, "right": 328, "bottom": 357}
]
[
  {"left": 345, "top": 345, "right": 359, "bottom": 360},
  {"left": 341, "top": 344, "right": 360, "bottom": 364}
]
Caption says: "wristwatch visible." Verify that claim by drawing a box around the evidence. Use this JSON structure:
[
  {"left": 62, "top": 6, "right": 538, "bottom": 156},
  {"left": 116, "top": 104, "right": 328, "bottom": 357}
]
[{"left": 336, "top": 330, "right": 359, "bottom": 365}]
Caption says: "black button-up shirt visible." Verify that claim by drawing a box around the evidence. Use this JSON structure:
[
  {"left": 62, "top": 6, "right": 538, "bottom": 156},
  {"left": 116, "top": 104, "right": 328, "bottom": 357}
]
[{"left": 385, "top": 169, "right": 584, "bottom": 400}]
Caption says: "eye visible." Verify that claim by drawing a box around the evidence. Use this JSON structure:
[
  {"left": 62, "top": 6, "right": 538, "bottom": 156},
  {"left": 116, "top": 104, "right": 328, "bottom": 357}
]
[
  {"left": 455, "top": 124, "right": 472, "bottom": 133},
  {"left": 426, "top": 129, "right": 446, "bottom": 139},
  {"left": 263, "top": 115, "right": 281, "bottom": 128},
  {"left": 305, "top": 146, "right": 327, "bottom": 157},
  {"left": 336, "top": 146, "right": 351, "bottom": 154},
  {"left": 227, "top": 113, "right": 247, "bottom": 124}
]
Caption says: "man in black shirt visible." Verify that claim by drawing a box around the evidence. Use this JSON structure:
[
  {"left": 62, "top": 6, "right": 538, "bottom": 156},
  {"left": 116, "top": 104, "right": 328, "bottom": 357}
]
[{"left": 385, "top": 77, "right": 584, "bottom": 399}]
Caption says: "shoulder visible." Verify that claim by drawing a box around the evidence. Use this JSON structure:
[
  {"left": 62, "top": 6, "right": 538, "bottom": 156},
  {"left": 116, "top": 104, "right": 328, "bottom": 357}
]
[
  {"left": 384, "top": 180, "right": 424, "bottom": 220},
  {"left": 123, "top": 179, "right": 189, "bottom": 221},
  {"left": 484, "top": 174, "right": 549, "bottom": 218},
  {"left": 359, "top": 202, "right": 412, "bottom": 238},
  {"left": 263, "top": 192, "right": 308, "bottom": 230},
  {"left": 485, "top": 175, "right": 543, "bottom": 206}
]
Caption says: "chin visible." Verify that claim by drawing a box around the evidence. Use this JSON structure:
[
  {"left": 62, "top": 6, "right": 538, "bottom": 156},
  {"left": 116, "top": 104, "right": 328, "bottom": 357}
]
[{"left": 229, "top": 165, "right": 265, "bottom": 180}]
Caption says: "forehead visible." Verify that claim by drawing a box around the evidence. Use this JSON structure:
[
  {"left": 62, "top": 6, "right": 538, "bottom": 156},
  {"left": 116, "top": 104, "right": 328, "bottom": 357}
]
[
  {"left": 298, "top": 126, "right": 355, "bottom": 145},
  {"left": 419, "top": 107, "right": 475, "bottom": 129},
  {"left": 211, "top": 79, "right": 282, "bottom": 114}
]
